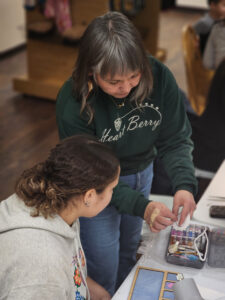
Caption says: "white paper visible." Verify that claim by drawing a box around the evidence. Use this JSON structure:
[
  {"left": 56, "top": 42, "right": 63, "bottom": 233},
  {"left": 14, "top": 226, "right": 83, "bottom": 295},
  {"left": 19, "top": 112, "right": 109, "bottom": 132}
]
[{"left": 197, "top": 284, "right": 225, "bottom": 300}]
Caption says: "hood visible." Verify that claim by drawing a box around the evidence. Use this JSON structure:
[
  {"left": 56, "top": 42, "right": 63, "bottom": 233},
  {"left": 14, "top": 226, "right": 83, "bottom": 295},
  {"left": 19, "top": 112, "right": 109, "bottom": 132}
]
[{"left": 0, "top": 194, "right": 76, "bottom": 240}]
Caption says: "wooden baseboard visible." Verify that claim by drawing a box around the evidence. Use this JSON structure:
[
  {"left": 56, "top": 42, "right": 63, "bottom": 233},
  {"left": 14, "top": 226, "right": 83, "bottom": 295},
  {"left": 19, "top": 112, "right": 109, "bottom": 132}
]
[{"left": 13, "top": 76, "right": 62, "bottom": 100}]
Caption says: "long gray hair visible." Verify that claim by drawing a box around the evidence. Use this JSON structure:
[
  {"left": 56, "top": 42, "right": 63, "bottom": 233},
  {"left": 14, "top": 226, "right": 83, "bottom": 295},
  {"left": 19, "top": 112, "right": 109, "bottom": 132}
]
[{"left": 72, "top": 11, "right": 153, "bottom": 123}]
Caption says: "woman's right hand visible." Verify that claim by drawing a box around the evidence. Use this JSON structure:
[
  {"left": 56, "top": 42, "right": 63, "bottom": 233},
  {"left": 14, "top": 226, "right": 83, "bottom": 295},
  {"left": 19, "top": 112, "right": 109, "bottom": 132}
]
[{"left": 144, "top": 201, "right": 177, "bottom": 233}]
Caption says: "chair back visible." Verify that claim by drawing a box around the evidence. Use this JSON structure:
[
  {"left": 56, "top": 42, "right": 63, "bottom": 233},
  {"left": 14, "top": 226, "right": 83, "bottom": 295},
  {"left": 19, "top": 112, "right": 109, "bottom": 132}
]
[{"left": 182, "top": 25, "right": 214, "bottom": 115}]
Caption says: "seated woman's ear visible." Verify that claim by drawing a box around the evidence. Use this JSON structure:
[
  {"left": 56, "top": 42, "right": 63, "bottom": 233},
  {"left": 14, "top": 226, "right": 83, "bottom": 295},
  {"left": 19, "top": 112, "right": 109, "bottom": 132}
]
[{"left": 83, "top": 189, "right": 96, "bottom": 207}]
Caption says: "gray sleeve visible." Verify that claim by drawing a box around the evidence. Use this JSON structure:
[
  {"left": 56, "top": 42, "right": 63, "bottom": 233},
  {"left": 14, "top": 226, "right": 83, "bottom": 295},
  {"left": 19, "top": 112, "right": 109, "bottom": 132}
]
[
  {"left": 193, "top": 20, "right": 203, "bottom": 34},
  {"left": 8, "top": 284, "right": 68, "bottom": 300},
  {"left": 203, "top": 28, "right": 215, "bottom": 69},
  {"left": 193, "top": 14, "right": 214, "bottom": 35},
  {"left": 193, "top": 20, "right": 207, "bottom": 35}
]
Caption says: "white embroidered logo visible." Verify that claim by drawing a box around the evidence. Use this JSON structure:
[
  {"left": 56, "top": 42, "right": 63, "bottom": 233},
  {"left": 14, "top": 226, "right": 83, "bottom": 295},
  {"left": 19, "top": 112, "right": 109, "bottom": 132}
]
[
  {"left": 100, "top": 103, "right": 162, "bottom": 142},
  {"left": 114, "top": 118, "right": 122, "bottom": 131}
]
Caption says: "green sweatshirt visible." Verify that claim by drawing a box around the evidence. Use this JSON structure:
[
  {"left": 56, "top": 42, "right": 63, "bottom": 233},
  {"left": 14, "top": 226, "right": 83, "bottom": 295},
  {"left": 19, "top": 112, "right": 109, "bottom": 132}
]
[{"left": 56, "top": 56, "right": 197, "bottom": 218}]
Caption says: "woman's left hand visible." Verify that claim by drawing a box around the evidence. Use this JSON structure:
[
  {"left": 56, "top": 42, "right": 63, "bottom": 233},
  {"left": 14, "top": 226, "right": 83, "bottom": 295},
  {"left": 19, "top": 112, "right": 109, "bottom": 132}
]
[
  {"left": 87, "top": 276, "right": 111, "bottom": 300},
  {"left": 172, "top": 190, "right": 196, "bottom": 226}
]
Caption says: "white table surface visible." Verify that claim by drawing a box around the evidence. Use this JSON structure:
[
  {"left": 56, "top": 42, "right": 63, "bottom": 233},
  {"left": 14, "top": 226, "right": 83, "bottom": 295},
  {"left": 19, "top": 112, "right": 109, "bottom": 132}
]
[
  {"left": 112, "top": 189, "right": 225, "bottom": 300},
  {"left": 112, "top": 226, "right": 225, "bottom": 300},
  {"left": 193, "top": 160, "right": 225, "bottom": 227}
]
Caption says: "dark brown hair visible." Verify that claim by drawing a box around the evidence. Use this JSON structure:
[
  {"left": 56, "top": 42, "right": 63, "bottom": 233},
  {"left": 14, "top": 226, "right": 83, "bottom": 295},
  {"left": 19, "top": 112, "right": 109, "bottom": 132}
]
[
  {"left": 15, "top": 135, "right": 120, "bottom": 218},
  {"left": 208, "top": 0, "right": 221, "bottom": 5},
  {"left": 72, "top": 11, "right": 153, "bottom": 123}
]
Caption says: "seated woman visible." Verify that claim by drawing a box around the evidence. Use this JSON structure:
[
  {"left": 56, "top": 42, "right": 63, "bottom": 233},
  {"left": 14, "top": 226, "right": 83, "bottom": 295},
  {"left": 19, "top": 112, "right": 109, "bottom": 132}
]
[
  {"left": 0, "top": 134, "right": 120, "bottom": 300},
  {"left": 203, "top": 18, "right": 225, "bottom": 70},
  {"left": 191, "top": 58, "right": 225, "bottom": 174}
]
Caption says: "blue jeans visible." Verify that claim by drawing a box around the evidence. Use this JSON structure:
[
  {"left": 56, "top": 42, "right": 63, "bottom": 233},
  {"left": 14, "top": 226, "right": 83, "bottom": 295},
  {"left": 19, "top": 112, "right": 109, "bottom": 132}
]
[{"left": 80, "top": 163, "right": 153, "bottom": 296}]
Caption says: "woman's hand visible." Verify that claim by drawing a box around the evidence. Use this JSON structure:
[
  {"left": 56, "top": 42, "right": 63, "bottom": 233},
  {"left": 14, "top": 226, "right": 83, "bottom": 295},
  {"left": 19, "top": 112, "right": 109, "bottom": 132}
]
[
  {"left": 87, "top": 276, "right": 111, "bottom": 300},
  {"left": 172, "top": 190, "right": 196, "bottom": 226},
  {"left": 144, "top": 201, "right": 177, "bottom": 233}
]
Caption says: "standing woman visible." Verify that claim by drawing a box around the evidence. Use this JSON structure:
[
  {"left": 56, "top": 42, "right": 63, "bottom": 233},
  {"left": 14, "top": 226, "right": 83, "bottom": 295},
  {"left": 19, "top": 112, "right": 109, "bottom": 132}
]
[
  {"left": 0, "top": 135, "right": 120, "bottom": 300},
  {"left": 56, "top": 12, "right": 197, "bottom": 295}
]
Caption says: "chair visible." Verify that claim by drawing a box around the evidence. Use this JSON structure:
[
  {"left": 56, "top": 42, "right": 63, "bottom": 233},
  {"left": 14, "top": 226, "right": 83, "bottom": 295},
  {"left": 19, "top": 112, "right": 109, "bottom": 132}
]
[
  {"left": 110, "top": 0, "right": 167, "bottom": 62},
  {"left": 13, "top": 0, "right": 109, "bottom": 100},
  {"left": 182, "top": 25, "right": 214, "bottom": 115}
]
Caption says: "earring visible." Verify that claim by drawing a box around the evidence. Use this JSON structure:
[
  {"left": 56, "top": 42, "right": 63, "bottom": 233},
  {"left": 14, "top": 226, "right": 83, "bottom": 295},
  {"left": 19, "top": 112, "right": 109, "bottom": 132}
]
[{"left": 84, "top": 201, "right": 90, "bottom": 207}]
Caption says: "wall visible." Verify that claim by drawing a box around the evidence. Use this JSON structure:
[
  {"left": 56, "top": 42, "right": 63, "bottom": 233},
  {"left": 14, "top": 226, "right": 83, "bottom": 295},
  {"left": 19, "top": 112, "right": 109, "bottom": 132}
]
[
  {"left": 176, "top": 0, "right": 208, "bottom": 9},
  {"left": 0, "top": 0, "right": 26, "bottom": 54}
]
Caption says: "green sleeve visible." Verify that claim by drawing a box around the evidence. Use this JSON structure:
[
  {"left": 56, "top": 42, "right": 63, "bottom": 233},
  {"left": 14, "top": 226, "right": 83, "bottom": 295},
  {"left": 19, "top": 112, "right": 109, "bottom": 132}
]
[
  {"left": 155, "top": 64, "right": 198, "bottom": 196},
  {"left": 111, "top": 180, "right": 150, "bottom": 218}
]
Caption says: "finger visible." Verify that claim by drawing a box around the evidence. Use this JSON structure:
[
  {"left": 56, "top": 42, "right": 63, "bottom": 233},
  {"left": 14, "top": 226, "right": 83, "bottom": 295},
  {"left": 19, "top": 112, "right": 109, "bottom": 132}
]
[
  {"left": 192, "top": 202, "right": 197, "bottom": 212},
  {"left": 157, "top": 215, "right": 175, "bottom": 227},
  {"left": 172, "top": 203, "right": 180, "bottom": 217},
  {"left": 150, "top": 226, "right": 160, "bottom": 233},
  {"left": 153, "top": 221, "right": 168, "bottom": 231},
  {"left": 149, "top": 222, "right": 160, "bottom": 232},
  {"left": 179, "top": 199, "right": 196, "bottom": 224},
  {"left": 150, "top": 221, "right": 164, "bottom": 232},
  {"left": 161, "top": 208, "right": 177, "bottom": 221},
  {"left": 152, "top": 216, "right": 171, "bottom": 230},
  {"left": 179, "top": 207, "right": 189, "bottom": 225},
  {"left": 190, "top": 207, "right": 196, "bottom": 218}
]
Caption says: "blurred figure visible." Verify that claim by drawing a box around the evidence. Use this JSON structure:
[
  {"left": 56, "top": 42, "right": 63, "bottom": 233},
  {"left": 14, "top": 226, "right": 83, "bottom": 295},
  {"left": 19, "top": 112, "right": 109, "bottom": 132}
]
[
  {"left": 203, "top": 19, "right": 225, "bottom": 69},
  {"left": 153, "top": 60, "right": 225, "bottom": 198},
  {"left": 193, "top": 0, "right": 225, "bottom": 55},
  {"left": 191, "top": 59, "right": 225, "bottom": 173}
]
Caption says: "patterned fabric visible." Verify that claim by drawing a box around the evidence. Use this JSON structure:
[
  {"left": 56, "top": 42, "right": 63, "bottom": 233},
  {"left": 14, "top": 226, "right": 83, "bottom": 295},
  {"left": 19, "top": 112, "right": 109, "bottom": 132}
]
[
  {"left": 44, "top": 0, "right": 72, "bottom": 33},
  {"left": 72, "top": 247, "right": 87, "bottom": 299}
]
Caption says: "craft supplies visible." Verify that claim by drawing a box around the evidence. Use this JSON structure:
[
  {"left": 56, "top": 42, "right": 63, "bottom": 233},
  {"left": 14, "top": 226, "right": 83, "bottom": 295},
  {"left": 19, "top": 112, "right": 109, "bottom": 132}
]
[
  {"left": 128, "top": 266, "right": 183, "bottom": 300},
  {"left": 166, "top": 224, "right": 209, "bottom": 269}
]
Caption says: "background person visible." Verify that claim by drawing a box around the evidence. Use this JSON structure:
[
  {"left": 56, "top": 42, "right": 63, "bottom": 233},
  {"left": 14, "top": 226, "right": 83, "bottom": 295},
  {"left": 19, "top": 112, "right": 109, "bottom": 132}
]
[
  {"left": 203, "top": 19, "right": 225, "bottom": 70},
  {"left": 193, "top": 0, "right": 225, "bottom": 55},
  {"left": 56, "top": 11, "right": 197, "bottom": 295},
  {"left": 190, "top": 58, "right": 225, "bottom": 173},
  {"left": 0, "top": 134, "right": 120, "bottom": 300}
]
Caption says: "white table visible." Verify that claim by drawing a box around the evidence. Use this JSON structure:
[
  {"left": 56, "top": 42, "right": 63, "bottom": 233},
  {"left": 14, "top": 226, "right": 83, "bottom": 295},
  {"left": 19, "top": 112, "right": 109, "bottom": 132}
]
[
  {"left": 112, "top": 185, "right": 225, "bottom": 300},
  {"left": 112, "top": 226, "right": 225, "bottom": 300},
  {"left": 193, "top": 160, "right": 225, "bottom": 227}
]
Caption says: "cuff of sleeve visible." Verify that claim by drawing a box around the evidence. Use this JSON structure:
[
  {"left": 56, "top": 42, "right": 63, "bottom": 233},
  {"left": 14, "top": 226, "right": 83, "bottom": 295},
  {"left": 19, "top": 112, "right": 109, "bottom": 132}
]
[
  {"left": 134, "top": 196, "right": 151, "bottom": 218},
  {"left": 174, "top": 184, "right": 198, "bottom": 197}
]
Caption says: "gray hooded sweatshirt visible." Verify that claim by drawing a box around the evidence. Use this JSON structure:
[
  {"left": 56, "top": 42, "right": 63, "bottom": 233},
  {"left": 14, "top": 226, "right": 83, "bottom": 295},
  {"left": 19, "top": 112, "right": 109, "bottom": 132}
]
[{"left": 0, "top": 194, "right": 89, "bottom": 300}]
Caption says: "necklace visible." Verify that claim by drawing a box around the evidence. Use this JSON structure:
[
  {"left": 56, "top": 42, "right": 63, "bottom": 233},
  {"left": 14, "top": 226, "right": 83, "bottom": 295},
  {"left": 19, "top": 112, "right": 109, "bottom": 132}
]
[{"left": 109, "top": 96, "right": 126, "bottom": 109}]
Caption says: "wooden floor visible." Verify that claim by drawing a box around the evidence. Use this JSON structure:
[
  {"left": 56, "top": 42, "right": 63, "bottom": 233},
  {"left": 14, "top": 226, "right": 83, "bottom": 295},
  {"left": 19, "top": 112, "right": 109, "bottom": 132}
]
[{"left": 0, "top": 7, "right": 209, "bottom": 200}]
